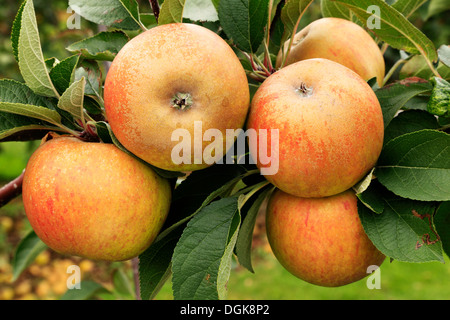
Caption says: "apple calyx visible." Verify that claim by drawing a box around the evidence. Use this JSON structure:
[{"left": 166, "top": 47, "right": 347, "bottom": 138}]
[
  {"left": 171, "top": 92, "right": 194, "bottom": 110},
  {"left": 296, "top": 83, "right": 313, "bottom": 97}
]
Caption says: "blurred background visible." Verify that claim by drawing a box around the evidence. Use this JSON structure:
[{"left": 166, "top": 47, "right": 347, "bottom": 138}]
[{"left": 0, "top": 0, "right": 449, "bottom": 300}]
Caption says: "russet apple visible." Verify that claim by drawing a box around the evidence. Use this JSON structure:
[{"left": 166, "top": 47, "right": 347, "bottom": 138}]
[
  {"left": 104, "top": 23, "right": 250, "bottom": 172},
  {"left": 276, "top": 17, "right": 385, "bottom": 86},
  {"left": 266, "top": 188, "right": 385, "bottom": 287},
  {"left": 247, "top": 58, "right": 384, "bottom": 198},
  {"left": 22, "top": 136, "right": 171, "bottom": 261}
]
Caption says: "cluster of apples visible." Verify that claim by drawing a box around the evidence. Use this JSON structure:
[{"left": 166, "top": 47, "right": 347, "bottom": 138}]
[
  {"left": 22, "top": 23, "right": 250, "bottom": 261},
  {"left": 251, "top": 18, "right": 387, "bottom": 287},
  {"left": 22, "top": 17, "right": 386, "bottom": 288}
]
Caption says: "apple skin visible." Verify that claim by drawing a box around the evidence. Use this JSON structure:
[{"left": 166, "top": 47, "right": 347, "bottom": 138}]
[
  {"left": 246, "top": 58, "right": 384, "bottom": 198},
  {"left": 276, "top": 17, "right": 385, "bottom": 86},
  {"left": 104, "top": 23, "right": 250, "bottom": 172},
  {"left": 266, "top": 188, "right": 385, "bottom": 287},
  {"left": 22, "top": 136, "right": 172, "bottom": 261}
]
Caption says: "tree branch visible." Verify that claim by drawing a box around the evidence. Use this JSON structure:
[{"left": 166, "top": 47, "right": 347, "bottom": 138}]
[
  {"left": 0, "top": 170, "right": 25, "bottom": 208},
  {"left": 131, "top": 257, "right": 141, "bottom": 300},
  {"left": 149, "top": 0, "right": 160, "bottom": 23},
  {"left": 0, "top": 129, "right": 57, "bottom": 142}
]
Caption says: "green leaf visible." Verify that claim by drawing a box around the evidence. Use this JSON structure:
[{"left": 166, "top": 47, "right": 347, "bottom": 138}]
[
  {"left": 57, "top": 77, "right": 86, "bottom": 121},
  {"left": 139, "top": 164, "right": 254, "bottom": 299},
  {"left": 427, "top": 77, "right": 450, "bottom": 116},
  {"left": 374, "top": 78, "right": 433, "bottom": 128},
  {"left": 358, "top": 196, "right": 444, "bottom": 263},
  {"left": 138, "top": 227, "right": 183, "bottom": 300},
  {"left": 112, "top": 268, "right": 135, "bottom": 298},
  {"left": 156, "top": 164, "right": 248, "bottom": 241},
  {"left": 438, "top": 45, "right": 450, "bottom": 68},
  {"left": 60, "top": 281, "right": 107, "bottom": 300},
  {"left": 12, "top": 230, "right": 47, "bottom": 281},
  {"left": 218, "top": 0, "right": 270, "bottom": 53},
  {"left": 0, "top": 80, "right": 61, "bottom": 140},
  {"left": 426, "top": 0, "right": 450, "bottom": 20},
  {"left": 332, "top": 0, "right": 438, "bottom": 64},
  {"left": 0, "top": 102, "right": 62, "bottom": 126},
  {"left": 399, "top": 54, "right": 450, "bottom": 81},
  {"left": 0, "top": 79, "right": 56, "bottom": 109},
  {"left": 183, "top": 0, "right": 219, "bottom": 22},
  {"left": 211, "top": 0, "right": 220, "bottom": 10},
  {"left": 276, "top": 0, "right": 315, "bottom": 67},
  {"left": 235, "top": 187, "right": 272, "bottom": 273},
  {"left": 0, "top": 76, "right": 77, "bottom": 133},
  {"left": 158, "top": 0, "right": 186, "bottom": 24},
  {"left": 376, "top": 130, "right": 450, "bottom": 201},
  {"left": 157, "top": 175, "right": 245, "bottom": 240},
  {"left": 49, "top": 55, "right": 81, "bottom": 95},
  {"left": 140, "top": 13, "right": 157, "bottom": 27},
  {"left": 356, "top": 179, "right": 386, "bottom": 214},
  {"left": 74, "top": 60, "right": 103, "bottom": 97},
  {"left": 171, "top": 196, "right": 239, "bottom": 300},
  {"left": 280, "top": 0, "right": 314, "bottom": 35},
  {"left": 435, "top": 201, "right": 450, "bottom": 258},
  {"left": 320, "top": 0, "right": 363, "bottom": 26},
  {"left": 217, "top": 208, "right": 240, "bottom": 300},
  {"left": 352, "top": 168, "right": 376, "bottom": 195},
  {"left": 320, "top": 0, "right": 352, "bottom": 20},
  {"left": 18, "top": 0, "right": 59, "bottom": 97},
  {"left": 68, "top": 0, "right": 141, "bottom": 30},
  {"left": 93, "top": 121, "right": 113, "bottom": 144},
  {"left": 11, "top": 0, "right": 26, "bottom": 62},
  {"left": 384, "top": 109, "right": 440, "bottom": 145},
  {"left": 267, "top": 0, "right": 286, "bottom": 51},
  {"left": 66, "top": 31, "right": 129, "bottom": 61},
  {"left": 118, "top": 0, "right": 143, "bottom": 29},
  {"left": 45, "top": 57, "right": 59, "bottom": 71},
  {"left": 391, "top": 0, "right": 428, "bottom": 18}
]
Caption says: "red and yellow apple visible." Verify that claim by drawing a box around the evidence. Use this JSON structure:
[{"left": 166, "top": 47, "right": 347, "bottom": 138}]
[
  {"left": 22, "top": 136, "right": 171, "bottom": 261},
  {"left": 266, "top": 188, "right": 385, "bottom": 287},
  {"left": 247, "top": 58, "right": 384, "bottom": 198},
  {"left": 276, "top": 17, "right": 385, "bottom": 86},
  {"left": 104, "top": 23, "right": 250, "bottom": 172}
]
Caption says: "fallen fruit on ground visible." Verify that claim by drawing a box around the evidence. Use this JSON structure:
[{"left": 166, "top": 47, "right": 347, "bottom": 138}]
[
  {"left": 266, "top": 188, "right": 386, "bottom": 287},
  {"left": 22, "top": 136, "right": 171, "bottom": 261},
  {"left": 104, "top": 23, "right": 250, "bottom": 172},
  {"left": 247, "top": 58, "right": 384, "bottom": 198},
  {"left": 276, "top": 17, "right": 385, "bottom": 86}
]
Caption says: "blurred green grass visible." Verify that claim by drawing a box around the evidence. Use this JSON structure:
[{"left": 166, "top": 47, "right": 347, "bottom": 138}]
[
  {"left": 155, "top": 247, "right": 450, "bottom": 300},
  {"left": 0, "top": 141, "right": 40, "bottom": 181}
]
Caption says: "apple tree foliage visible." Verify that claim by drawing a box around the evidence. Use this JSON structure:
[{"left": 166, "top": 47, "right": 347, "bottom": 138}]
[{"left": 0, "top": 0, "right": 449, "bottom": 300}]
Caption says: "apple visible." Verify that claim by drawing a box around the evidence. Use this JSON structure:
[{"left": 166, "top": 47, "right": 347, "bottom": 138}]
[
  {"left": 276, "top": 17, "right": 385, "bottom": 86},
  {"left": 22, "top": 136, "right": 172, "bottom": 261},
  {"left": 104, "top": 23, "right": 250, "bottom": 172},
  {"left": 266, "top": 188, "right": 385, "bottom": 287},
  {"left": 246, "top": 58, "right": 384, "bottom": 198}
]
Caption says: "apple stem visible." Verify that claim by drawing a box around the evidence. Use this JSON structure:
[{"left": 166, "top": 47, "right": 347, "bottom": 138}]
[
  {"left": 131, "top": 257, "right": 141, "bottom": 300},
  {"left": 241, "top": 52, "right": 274, "bottom": 82},
  {"left": 296, "top": 83, "right": 313, "bottom": 97},
  {"left": 78, "top": 126, "right": 100, "bottom": 143}
]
